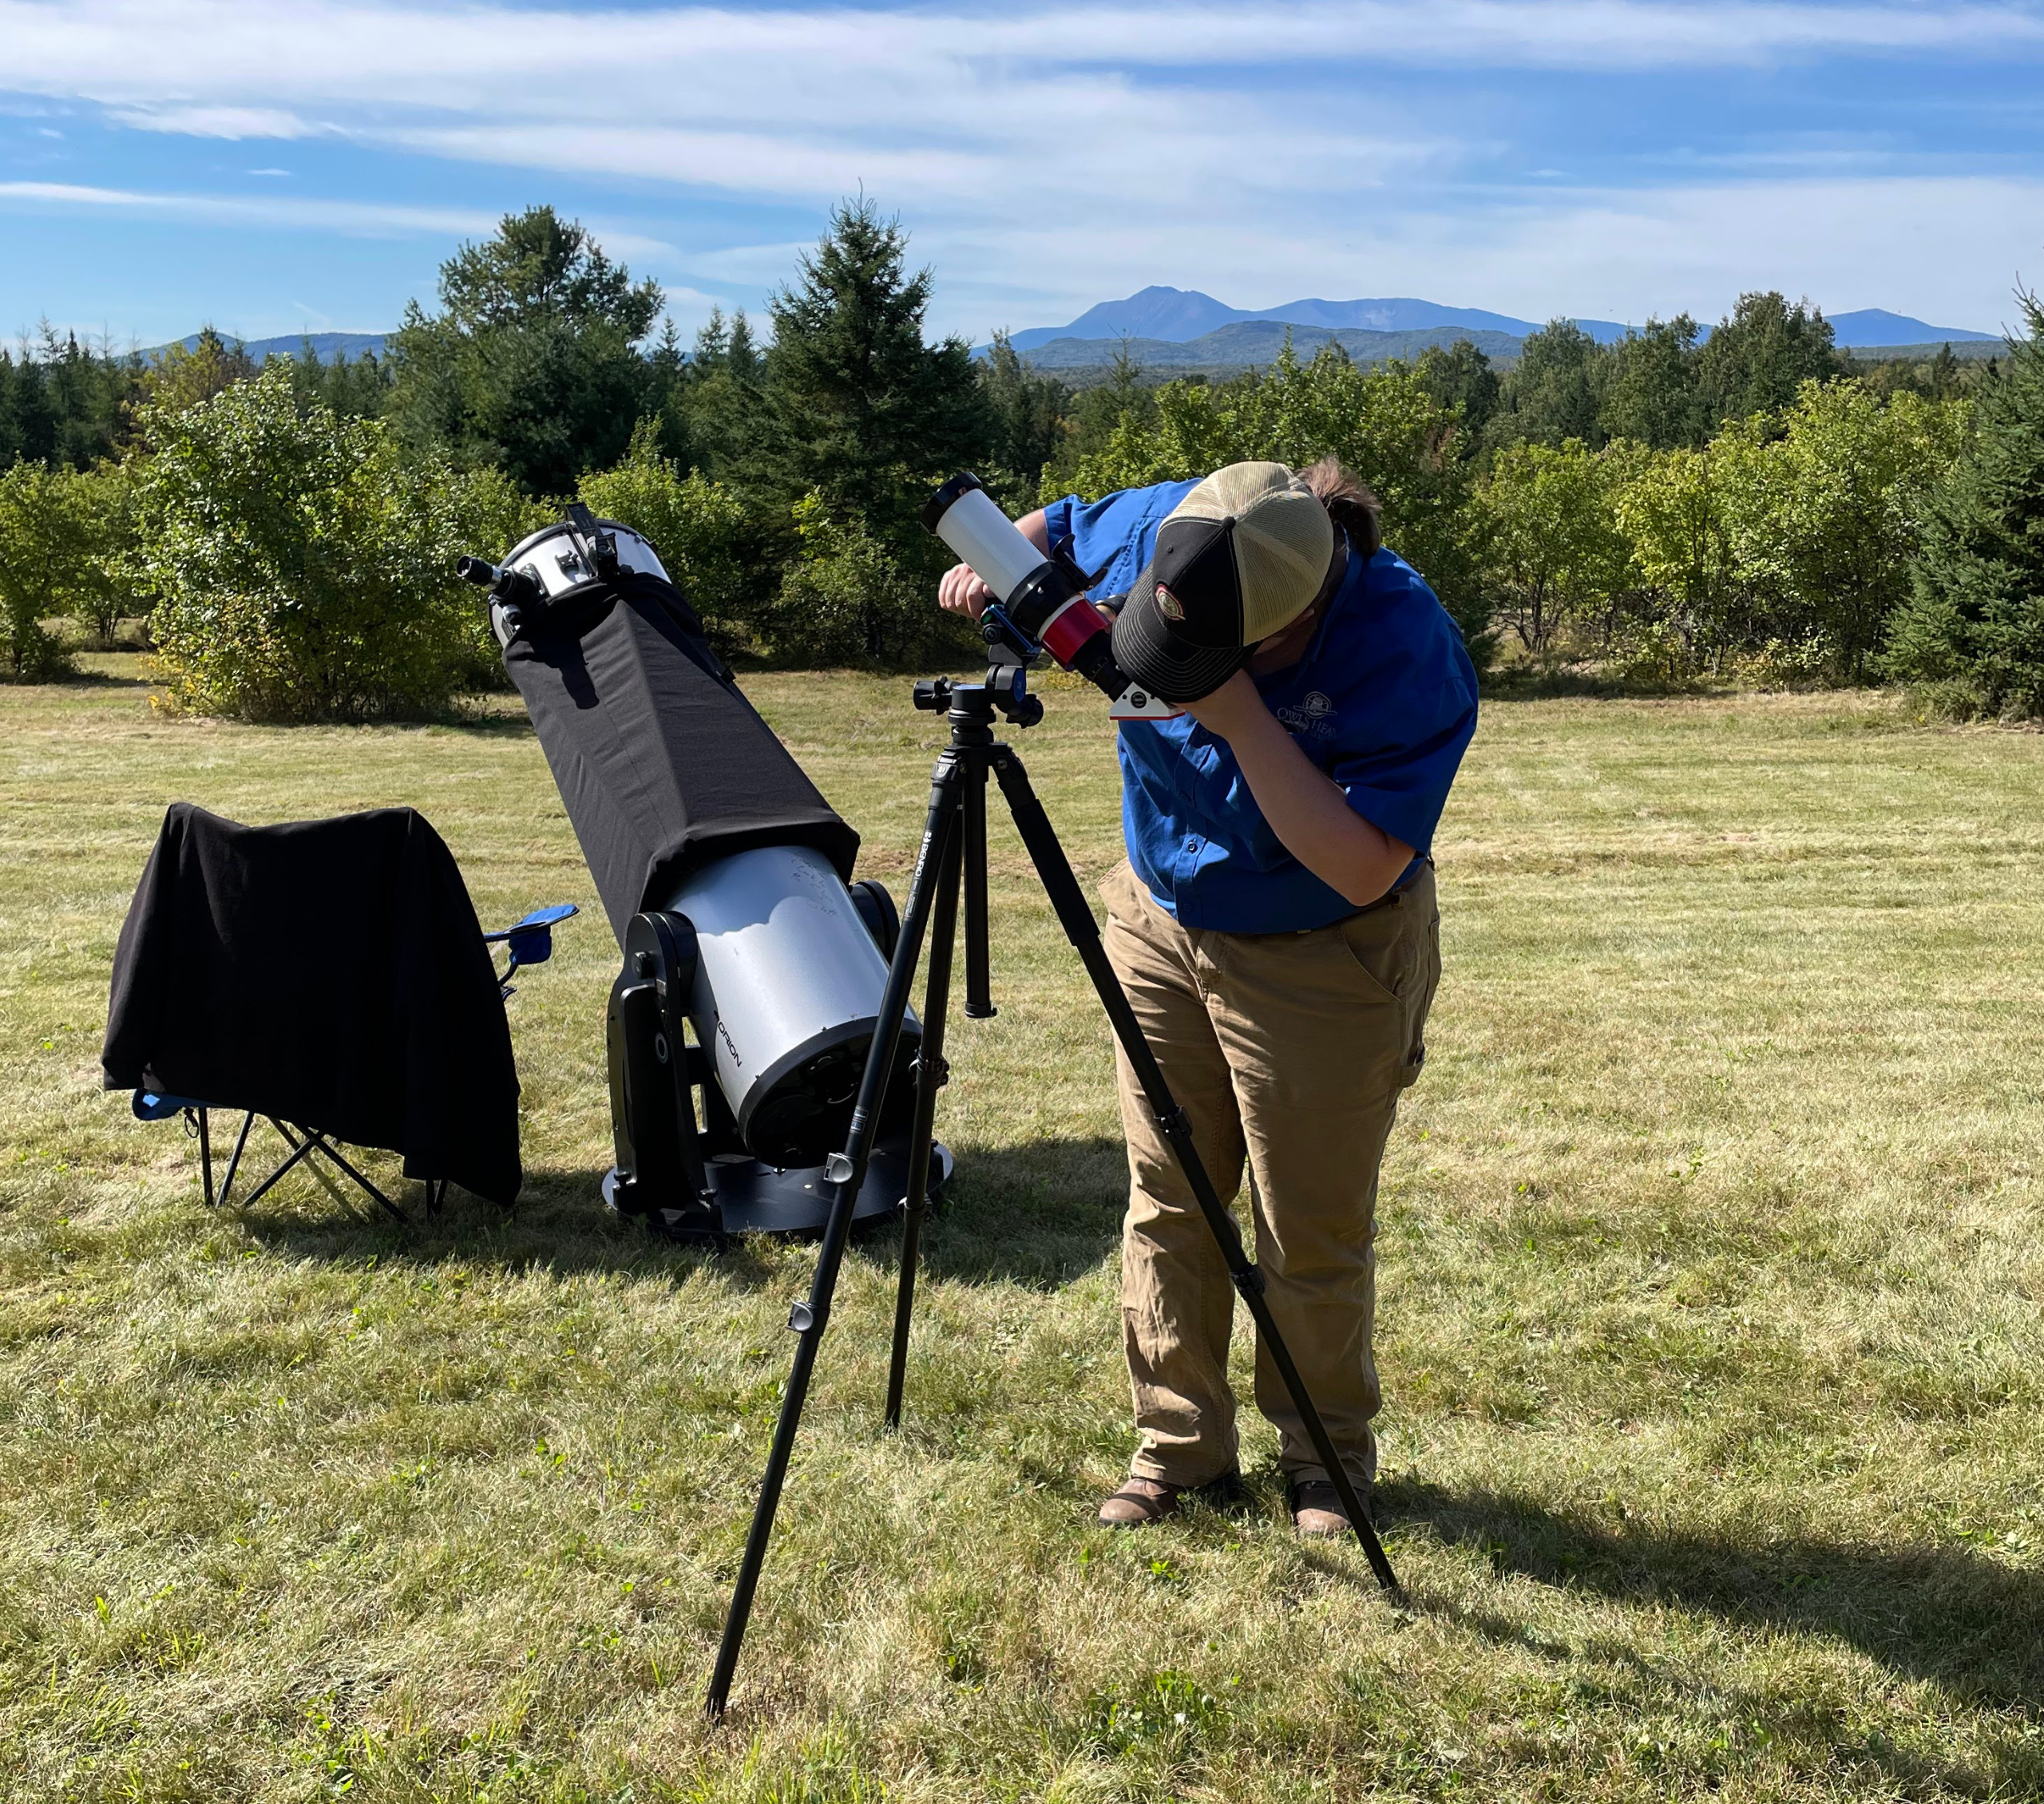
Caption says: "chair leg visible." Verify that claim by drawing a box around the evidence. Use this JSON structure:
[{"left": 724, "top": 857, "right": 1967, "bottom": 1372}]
[
  {"left": 217, "top": 1112, "right": 256, "bottom": 1210},
  {"left": 270, "top": 1122, "right": 370, "bottom": 1223},
  {"left": 237, "top": 1131, "right": 320, "bottom": 1210},
  {"left": 195, "top": 1108, "right": 214, "bottom": 1209},
  {"left": 303, "top": 1135, "right": 408, "bottom": 1225}
]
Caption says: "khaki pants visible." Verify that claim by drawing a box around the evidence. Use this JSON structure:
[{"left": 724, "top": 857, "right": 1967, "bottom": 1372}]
[{"left": 1099, "top": 859, "right": 1439, "bottom": 1490}]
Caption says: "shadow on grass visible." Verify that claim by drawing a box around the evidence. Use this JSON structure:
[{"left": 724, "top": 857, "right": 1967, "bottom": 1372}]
[
  {"left": 63, "top": 663, "right": 158, "bottom": 689},
  {"left": 234, "top": 1133, "right": 1130, "bottom": 1291},
  {"left": 1480, "top": 667, "right": 1731, "bottom": 703},
  {"left": 914, "top": 1133, "right": 1127, "bottom": 1288},
  {"left": 1388, "top": 1478, "right": 2044, "bottom": 1710}
]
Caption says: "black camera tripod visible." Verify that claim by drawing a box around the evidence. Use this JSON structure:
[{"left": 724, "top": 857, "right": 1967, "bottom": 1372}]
[{"left": 706, "top": 666, "right": 1403, "bottom": 1718}]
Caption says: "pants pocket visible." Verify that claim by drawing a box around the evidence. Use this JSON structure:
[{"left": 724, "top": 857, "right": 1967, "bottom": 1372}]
[
  {"left": 1341, "top": 898, "right": 1438, "bottom": 1087},
  {"left": 1396, "top": 909, "right": 1442, "bottom": 1089}
]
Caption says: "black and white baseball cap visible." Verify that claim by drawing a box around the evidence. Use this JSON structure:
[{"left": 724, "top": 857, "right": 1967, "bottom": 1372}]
[{"left": 1111, "top": 462, "right": 1341, "bottom": 704}]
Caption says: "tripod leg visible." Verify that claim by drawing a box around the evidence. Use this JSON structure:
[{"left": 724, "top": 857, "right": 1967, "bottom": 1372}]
[
  {"left": 991, "top": 751, "right": 1403, "bottom": 1599},
  {"left": 706, "top": 756, "right": 968, "bottom": 1719},
  {"left": 885, "top": 820, "right": 965, "bottom": 1429},
  {"left": 963, "top": 758, "right": 994, "bottom": 1018}
]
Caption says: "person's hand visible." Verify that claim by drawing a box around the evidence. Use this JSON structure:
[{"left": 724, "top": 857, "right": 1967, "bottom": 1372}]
[
  {"left": 938, "top": 562, "right": 995, "bottom": 621},
  {"left": 1180, "top": 669, "right": 1269, "bottom": 742}
]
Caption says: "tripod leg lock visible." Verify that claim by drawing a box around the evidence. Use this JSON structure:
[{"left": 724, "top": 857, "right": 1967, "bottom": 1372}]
[
  {"left": 1230, "top": 1264, "right": 1267, "bottom": 1299},
  {"left": 788, "top": 1301, "right": 821, "bottom": 1334},
  {"left": 1153, "top": 1103, "right": 1190, "bottom": 1139},
  {"left": 911, "top": 1053, "right": 950, "bottom": 1091}
]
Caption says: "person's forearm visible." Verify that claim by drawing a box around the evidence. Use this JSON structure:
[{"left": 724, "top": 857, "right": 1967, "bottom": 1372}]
[
  {"left": 1222, "top": 707, "right": 1412, "bottom": 906},
  {"left": 1017, "top": 508, "right": 1050, "bottom": 552}
]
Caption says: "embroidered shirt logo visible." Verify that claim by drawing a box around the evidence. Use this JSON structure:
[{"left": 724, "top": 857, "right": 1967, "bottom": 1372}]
[
  {"left": 1155, "top": 583, "right": 1185, "bottom": 622},
  {"left": 1275, "top": 690, "right": 1337, "bottom": 738}
]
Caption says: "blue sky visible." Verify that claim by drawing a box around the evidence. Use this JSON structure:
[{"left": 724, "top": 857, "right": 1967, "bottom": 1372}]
[{"left": 3, "top": 0, "right": 2042, "bottom": 350}]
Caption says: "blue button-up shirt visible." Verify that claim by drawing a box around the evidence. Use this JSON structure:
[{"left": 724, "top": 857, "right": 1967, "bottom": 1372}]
[{"left": 1044, "top": 481, "right": 1479, "bottom": 933}]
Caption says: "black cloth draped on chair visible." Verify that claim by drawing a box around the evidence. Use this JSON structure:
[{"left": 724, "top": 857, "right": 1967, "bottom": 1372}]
[{"left": 103, "top": 803, "right": 522, "bottom": 1207}]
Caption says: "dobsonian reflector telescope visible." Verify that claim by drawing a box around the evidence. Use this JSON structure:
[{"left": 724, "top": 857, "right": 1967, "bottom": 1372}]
[{"left": 460, "top": 504, "right": 947, "bottom": 1236}]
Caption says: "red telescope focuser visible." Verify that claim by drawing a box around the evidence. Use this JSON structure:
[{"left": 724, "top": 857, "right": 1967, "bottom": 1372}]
[{"left": 921, "top": 473, "right": 1178, "bottom": 720}]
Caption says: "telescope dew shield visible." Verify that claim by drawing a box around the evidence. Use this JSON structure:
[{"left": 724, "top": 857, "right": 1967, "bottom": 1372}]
[
  {"left": 493, "top": 518, "right": 860, "bottom": 947},
  {"left": 923, "top": 473, "right": 1052, "bottom": 603},
  {"left": 656, "top": 845, "right": 919, "bottom": 1170}
]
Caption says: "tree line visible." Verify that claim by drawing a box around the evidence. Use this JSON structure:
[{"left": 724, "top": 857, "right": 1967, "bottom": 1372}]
[{"left": 2, "top": 200, "right": 2039, "bottom": 722}]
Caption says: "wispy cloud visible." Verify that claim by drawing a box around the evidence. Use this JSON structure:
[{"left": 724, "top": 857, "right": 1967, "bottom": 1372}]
[
  {"left": 106, "top": 105, "right": 317, "bottom": 140},
  {"left": 4, "top": 1, "right": 2040, "bottom": 101},
  {"left": 0, "top": 180, "right": 497, "bottom": 237}
]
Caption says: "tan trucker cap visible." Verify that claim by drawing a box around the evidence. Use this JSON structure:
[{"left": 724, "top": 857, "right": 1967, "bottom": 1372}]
[{"left": 1109, "top": 462, "right": 1340, "bottom": 703}]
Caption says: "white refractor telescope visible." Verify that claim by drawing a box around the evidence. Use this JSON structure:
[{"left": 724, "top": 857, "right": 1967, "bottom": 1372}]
[{"left": 921, "top": 473, "right": 1178, "bottom": 720}]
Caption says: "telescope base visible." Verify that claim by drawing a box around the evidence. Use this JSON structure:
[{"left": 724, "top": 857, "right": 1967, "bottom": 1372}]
[{"left": 603, "top": 1137, "right": 952, "bottom": 1240}]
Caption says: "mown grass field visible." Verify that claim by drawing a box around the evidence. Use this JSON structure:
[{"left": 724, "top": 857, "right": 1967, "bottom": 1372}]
[{"left": 2, "top": 660, "right": 2041, "bottom": 1802}]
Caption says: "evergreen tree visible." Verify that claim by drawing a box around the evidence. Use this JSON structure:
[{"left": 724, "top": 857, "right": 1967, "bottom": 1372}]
[
  {"left": 754, "top": 198, "right": 992, "bottom": 563},
  {"left": 1598, "top": 315, "right": 1705, "bottom": 449},
  {"left": 682, "top": 307, "right": 763, "bottom": 481},
  {"left": 144, "top": 327, "right": 258, "bottom": 418},
  {"left": 643, "top": 316, "right": 693, "bottom": 465},
  {"left": 976, "top": 331, "right": 1070, "bottom": 504},
  {"left": 10, "top": 350, "right": 57, "bottom": 465},
  {"left": 387, "top": 205, "right": 664, "bottom": 495},
  {"left": 1414, "top": 338, "right": 1499, "bottom": 449},
  {"left": 1695, "top": 291, "right": 1842, "bottom": 426},
  {"left": 1489, "top": 319, "right": 1608, "bottom": 450},
  {"left": 279, "top": 341, "right": 394, "bottom": 421},
  {"left": 1885, "top": 291, "right": 2044, "bottom": 714},
  {"left": 0, "top": 352, "right": 33, "bottom": 465}
]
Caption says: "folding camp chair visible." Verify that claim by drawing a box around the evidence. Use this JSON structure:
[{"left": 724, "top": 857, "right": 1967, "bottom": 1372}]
[{"left": 128, "top": 900, "right": 576, "bottom": 1224}]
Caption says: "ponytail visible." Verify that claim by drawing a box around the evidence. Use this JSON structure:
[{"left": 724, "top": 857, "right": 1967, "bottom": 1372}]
[{"left": 1297, "top": 455, "right": 1382, "bottom": 560}]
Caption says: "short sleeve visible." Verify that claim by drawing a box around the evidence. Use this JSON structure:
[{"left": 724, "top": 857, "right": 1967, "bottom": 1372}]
[
  {"left": 1321, "top": 560, "right": 1479, "bottom": 857},
  {"left": 1048, "top": 481, "right": 1200, "bottom": 603},
  {"left": 1042, "top": 494, "right": 1077, "bottom": 553},
  {"left": 1333, "top": 688, "right": 1477, "bottom": 855}
]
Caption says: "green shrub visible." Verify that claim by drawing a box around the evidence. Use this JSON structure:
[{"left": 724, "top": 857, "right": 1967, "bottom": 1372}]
[
  {"left": 1476, "top": 437, "right": 1633, "bottom": 658},
  {"left": 135, "top": 365, "right": 479, "bottom": 721},
  {"left": 1045, "top": 343, "right": 1491, "bottom": 663},
  {"left": 444, "top": 463, "right": 554, "bottom": 688},
  {"left": 0, "top": 461, "right": 81, "bottom": 680},
  {"left": 576, "top": 420, "right": 754, "bottom": 647},
  {"left": 766, "top": 491, "right": 972, "bottom": 668}
]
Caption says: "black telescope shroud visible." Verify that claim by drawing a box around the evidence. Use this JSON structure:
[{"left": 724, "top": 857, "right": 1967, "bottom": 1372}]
[{"left": 501, "top": 569, "right": 860, "bottom": 947}]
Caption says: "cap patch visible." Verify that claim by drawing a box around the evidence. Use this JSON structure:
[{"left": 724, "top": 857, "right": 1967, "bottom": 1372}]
[{"left": 1155, "top": 583, "right": 1185, "bottom": 622}]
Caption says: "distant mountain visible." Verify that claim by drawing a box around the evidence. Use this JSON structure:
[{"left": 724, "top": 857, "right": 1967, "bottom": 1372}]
[
  {"left": 1000, "top": 287, "right": 1997, "bottom": 362},
  {"left": 1839, "top": 339, "right": 2002, "bottom": 362},
  {"left": 1018, "top": 321, "right": 1527, "bottom": 375},
  {"left": 1015, "top": 287, "right": 1244, "bottom": 346},
  {"left": 1828, "top": 309, "right": 1996, "bottom": 346},
  {"left": 147, "top": 330, "right": 387, "bottom": 362},
  {"left": 1004, "top": 287, "right": 1628, "bottom": 352}
]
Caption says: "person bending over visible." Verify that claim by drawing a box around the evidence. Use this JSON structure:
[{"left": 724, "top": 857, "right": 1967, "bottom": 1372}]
[{"left": 938, "top": 459, "right": 1478, "bottom": 1534}]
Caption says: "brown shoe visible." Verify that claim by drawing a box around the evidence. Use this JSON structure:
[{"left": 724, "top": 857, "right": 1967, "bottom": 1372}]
[
  {"left": 1289, "top": 1478, "right": 1363, "bottom": 1538},
  {"left": 1097, "top": 1476, "right": 1182, "bottom": 1528}
]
